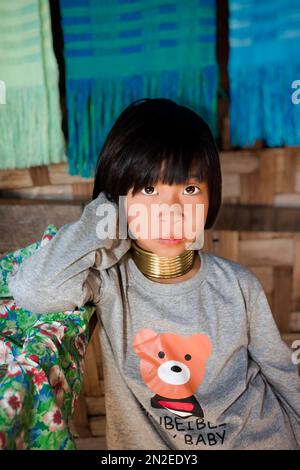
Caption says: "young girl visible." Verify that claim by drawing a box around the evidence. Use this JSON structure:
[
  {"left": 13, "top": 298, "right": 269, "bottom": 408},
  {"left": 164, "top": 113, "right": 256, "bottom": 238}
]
[{"left": 8, "top": 98, "right": 300, "bottom": 450}]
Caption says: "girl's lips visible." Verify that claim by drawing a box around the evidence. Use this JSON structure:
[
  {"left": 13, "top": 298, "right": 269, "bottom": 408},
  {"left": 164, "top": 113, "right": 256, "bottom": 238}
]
[{"left": 158, "top": 238, "right": 184, "bottom": 244}]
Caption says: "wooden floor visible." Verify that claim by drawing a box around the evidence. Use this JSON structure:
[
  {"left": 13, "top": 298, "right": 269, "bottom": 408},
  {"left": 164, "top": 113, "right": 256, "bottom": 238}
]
[{"left": 74, "top": 437, "right": 107, "bottom": 450}]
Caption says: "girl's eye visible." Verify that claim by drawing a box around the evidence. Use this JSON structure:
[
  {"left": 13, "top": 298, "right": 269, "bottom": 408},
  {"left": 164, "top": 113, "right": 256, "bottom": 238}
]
[
  {"left": 141, "top": 186, "right": 158, "bottom": 195},
  {"left": 184, "top": 185, "right": 201, "bottom": 195}
]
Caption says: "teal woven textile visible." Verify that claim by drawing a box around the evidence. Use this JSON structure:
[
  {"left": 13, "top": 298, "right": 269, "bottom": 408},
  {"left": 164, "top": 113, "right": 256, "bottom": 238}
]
[
  {"left": 0, "top": 1, "right": 66, "bottom": 170},
  {"left": 60, "top": 0, "right": 218, "bottom": 177},
  {"left": 228, "top": 0, "right": 300, "bottom": 147}
]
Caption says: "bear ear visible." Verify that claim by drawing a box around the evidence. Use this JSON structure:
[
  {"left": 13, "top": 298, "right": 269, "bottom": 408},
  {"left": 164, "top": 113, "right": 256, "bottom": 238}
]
[
  {"left": 133, "top": 328, "right": 158, "bottom": 355},
  {"left": 191, "top": 333, "right": 213, "bottom": 359}
]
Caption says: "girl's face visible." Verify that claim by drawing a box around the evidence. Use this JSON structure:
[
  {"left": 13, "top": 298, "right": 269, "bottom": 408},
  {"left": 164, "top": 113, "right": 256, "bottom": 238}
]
[{"left": 124, "top": 177, "right": 209, "bottom": 257}]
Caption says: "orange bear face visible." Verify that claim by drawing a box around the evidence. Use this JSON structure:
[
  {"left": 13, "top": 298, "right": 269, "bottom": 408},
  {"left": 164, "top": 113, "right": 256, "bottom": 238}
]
[{"left": 133, "top": 329, "right": 212, "bottom": 400}]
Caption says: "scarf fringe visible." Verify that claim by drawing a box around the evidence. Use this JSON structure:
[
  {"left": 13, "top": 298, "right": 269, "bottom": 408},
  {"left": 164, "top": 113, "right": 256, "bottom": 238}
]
[
  {"left": 0, "top": 76, "right": 66, "bottom": 170},
  {"left": 66, "top": 65, "right": 218, "bottom": 178},
  {"left": 229, "top": 64, "right": 300, "bottom": 147}
]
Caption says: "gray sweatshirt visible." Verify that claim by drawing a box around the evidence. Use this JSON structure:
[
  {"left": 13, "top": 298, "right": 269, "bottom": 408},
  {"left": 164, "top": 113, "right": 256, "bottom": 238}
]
[{"left": 8, "top": 192, "right": 300, "bottom": 450}]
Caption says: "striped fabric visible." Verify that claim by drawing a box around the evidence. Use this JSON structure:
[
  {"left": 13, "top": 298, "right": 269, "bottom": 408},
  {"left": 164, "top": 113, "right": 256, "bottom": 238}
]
[
  {"left": 0, "top": 0, "right": 66, "bottom": 170},
  {"left": 60, "top": 0, "right": 218, "bottom": 177},
  {"left": 228, "top": 0, "right": 300, "bottom": 147}
]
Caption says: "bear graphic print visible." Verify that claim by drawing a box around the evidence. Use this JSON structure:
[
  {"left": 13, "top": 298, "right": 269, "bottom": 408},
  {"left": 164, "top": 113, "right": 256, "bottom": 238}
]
[{"left": 133, "top": 328, "right": 212, "bottom": 420}]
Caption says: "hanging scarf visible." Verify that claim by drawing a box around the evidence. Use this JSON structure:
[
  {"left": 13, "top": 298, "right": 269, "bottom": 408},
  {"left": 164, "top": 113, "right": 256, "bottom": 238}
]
[
  {"left": 60, "top": 0, "right": 218, "bottom": 177},
  {"left": 0, "top": 225, "right": 94, "bottom": 450},
  {"left": 0, "top": 0, "right": 66, "bottom": 170},
  {"left": 228, "top": 0, "right": 300, "bottom": 147}
]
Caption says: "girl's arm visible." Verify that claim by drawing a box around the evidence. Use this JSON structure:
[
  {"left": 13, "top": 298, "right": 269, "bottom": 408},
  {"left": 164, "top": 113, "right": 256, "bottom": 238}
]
[
  {"left": 247, "top": 282, "right": 300, "bottom": 446},
  {"left": 8, "top": 192, "right": 131, "bottom": 314}
]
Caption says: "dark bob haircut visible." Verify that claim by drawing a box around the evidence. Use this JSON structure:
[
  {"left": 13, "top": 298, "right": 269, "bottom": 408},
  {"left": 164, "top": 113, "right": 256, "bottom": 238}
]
[{"left": 92, "top": 98, "right": 222, "bottom": 230}]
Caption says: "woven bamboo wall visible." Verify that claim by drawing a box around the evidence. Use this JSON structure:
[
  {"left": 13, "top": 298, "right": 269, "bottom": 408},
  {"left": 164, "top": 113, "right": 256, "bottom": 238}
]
[{"left": 0, "top": 147, "right": 299, "bottom": 205}]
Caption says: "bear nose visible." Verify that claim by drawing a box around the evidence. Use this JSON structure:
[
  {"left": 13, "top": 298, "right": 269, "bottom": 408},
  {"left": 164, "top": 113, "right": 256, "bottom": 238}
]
[{"left": 171, "top": 365, "right": 182, "bottom": 373}]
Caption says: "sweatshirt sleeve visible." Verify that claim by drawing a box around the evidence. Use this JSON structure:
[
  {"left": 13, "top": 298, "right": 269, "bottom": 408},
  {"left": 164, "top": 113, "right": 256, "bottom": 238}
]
[
  {"left": 247, "top": 282, "right": 300, "bottom": 445},
  {"left": 8, "top": 192, "right": 131, "bottom": 314}
]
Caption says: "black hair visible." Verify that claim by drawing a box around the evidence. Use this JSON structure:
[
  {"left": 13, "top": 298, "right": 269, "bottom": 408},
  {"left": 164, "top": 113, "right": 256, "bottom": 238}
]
[{"left": 92, "top": 98, "right": 222, "bottom": 230}]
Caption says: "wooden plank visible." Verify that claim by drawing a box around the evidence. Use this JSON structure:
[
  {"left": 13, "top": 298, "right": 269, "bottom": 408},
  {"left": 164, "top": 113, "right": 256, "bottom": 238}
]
[
  {"left": 0, "top": 168, "right": 32, "bottom": 189},
  {"left": 89, "top": 416, "right": 106, "bottom": 437},
  {"left": 240, "top": 169, "right": 261, "bottom": 204},
  {"left": 295, "top": 172, "right": 300, "bottom": 193},
  {"left": 86, "top": 396, "right": 106, "bottom": 416},
  {"left": 293, "top": 235, "right": 300, "bottom": 311},
  {"left": 222, "top": 173, "right": 240, "bottom": 200},
  {"left": 240, "top": 232, "right": 295, "bottom": 240},
  {"left": 239, "top": 238, "right": 294, "bottom": 266},
  {"left": 70, "top": 389, "right": 91, "bottom": 438},
  {"left": 90, "top": 323, "right": 104, "bottom": 380},
  {"left": 0, "top": 184, "right": 74, "bottom": 200},
  {"left": 282, "top": 332, "right": 300, "bottom": 348},
  {"left": 1, "top": 149, "right": 299, "bottom": 192},
  {"left": 83, "top": 337, "right": 102, "bottom": 397},
  {"left": 29, "top": 166, "right": 50, "bottom": 186},
  {"left": 0, "top": 204, "right": 83, "bottom": 252},
  {"left": 72, "top": 182, "right": 94, "bottom": 201},
  {"left": 266, "top": 292, "right": 273, "bottom": 311},
  {"left": 215, "top": 206, "right": 300, "bottom": 232},
  {"left": 48, "top": 163, "right": 94, "bottom": 185},
  {"left": 220, "top": 151, "right": 259, "bottom": 174},
  {"left": 274, "top": 194, "right": 300, "bottom": 207},
  {"left": 259, "top": 152, "right": 275, "bottom": 204},
  {"left": 204, "top": 230, "right": 221, "bottom": 255},
  {"left": 240, "top": 152, "right": 275, "bottom": 204},
  {"left": 74, "top": 437, "right": 107, "bottom": 450},
  {"left": 273, "top": 266, "right": 293, "bottom": 333},
  {"left": 274, "top": 149, "right": 295, "bottom": 194},
  {"left": 220, "top": 115, "right": 230, "bottom": 151},
  {"left": 218, "top": 231, "right": 239, "bottom": 262},
  {"left": 289, "top": 312, "right": 300, "bottom": 332},
  {"left": 248, "top": 266, "right": 273, "bottom": 294},
  {"left": 0, "top": 198, "right": 83, "bottom": 206}
]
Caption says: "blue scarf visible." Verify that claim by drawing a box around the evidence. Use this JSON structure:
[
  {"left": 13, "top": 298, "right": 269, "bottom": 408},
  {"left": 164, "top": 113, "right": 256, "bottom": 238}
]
[{"left": 228, "top": 0, "right": 300, "bottom": 146}]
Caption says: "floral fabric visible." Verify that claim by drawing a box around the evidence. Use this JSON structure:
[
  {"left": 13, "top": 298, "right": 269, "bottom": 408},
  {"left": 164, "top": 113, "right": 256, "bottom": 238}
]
[{"left": 0, "top": 225, "right": 95, "bottom": 450}]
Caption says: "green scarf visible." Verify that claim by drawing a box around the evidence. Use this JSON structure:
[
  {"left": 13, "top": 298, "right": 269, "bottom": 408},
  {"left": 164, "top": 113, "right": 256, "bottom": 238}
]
[{"left": 0, "top": 0, "right": 66, "bottom": 170}]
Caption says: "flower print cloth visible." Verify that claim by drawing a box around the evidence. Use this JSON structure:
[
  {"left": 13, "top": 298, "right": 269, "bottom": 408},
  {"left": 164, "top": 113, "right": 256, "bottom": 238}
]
[{"left": 0, "top": 225, "right": 95, "bottom": 450}]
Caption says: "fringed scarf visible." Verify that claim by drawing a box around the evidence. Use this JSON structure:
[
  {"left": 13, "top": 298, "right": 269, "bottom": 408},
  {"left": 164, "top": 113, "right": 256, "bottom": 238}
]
[
  {"left": 0, "top": 0, "right": 66, "bottom": 170},
  {"left": 228, "top": 0, "right": 300, "bottom": 147},
  {"left": 60, "top": 0, "right": 218, "bottom": 177}
]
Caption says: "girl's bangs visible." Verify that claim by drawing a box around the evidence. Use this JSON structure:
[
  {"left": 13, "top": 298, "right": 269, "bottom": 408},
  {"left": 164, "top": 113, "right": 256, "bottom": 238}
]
[{"left": 130, "top": 146, "right": 211, "bottom": 196}]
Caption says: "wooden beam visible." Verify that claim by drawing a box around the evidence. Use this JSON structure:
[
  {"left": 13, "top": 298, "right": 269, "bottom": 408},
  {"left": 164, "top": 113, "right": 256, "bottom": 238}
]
[
  {"left": 216, "top": 204, "right": 300, "bottom": 232},
  {"left": 273, "top": 266, "right": 293, "bottom": 333},
  {"left": 1, "top": 148, "right": 300, "bottom": 192},
  {"left": 0, "top": 203, "right": 83, "bottom": 252}
]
